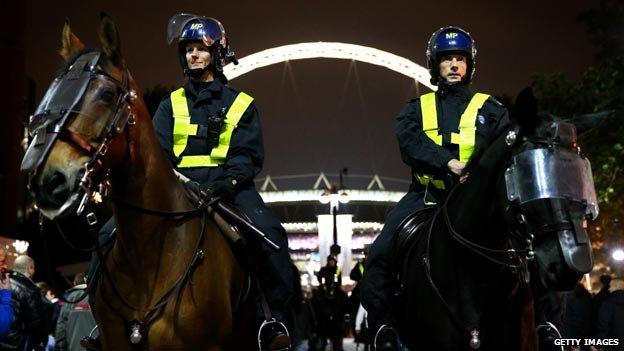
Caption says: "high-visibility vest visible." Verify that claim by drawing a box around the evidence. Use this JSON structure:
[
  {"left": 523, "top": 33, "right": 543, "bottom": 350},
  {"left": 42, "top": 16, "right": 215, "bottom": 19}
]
[
  {"left": 334, "top": 268, "right": 342, "bottom": 283},
  {"left": 170, "top": 88, "right": 254, "bottom": 168},
  {"left": 416, "top": 92, "right": 490, "bottom": 190}
]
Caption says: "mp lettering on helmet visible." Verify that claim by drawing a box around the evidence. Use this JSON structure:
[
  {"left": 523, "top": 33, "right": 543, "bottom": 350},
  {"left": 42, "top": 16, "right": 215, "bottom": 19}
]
[
  {"left": 445, "top": 32, "right": 458, "bottom": 39},
  {"left": 190, "top": 23, "right": 204, "bottom": 30}
]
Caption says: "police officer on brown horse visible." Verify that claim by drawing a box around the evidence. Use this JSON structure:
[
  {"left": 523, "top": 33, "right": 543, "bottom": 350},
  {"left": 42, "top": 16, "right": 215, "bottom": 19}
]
[
  {"left": 152, "top": 14, "right": 296, "bottom": 350},
  {"left": 360, "top": 26, "right": 510, "bottom": 350}
]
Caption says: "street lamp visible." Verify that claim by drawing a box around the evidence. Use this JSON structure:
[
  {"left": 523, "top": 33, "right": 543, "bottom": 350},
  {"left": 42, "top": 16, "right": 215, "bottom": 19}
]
[
  {"left": 612, "top": 249, "right": 624, "bottom": 262},
  {"left": 319, "top": 169, "right": 349, "bottom": 256}
]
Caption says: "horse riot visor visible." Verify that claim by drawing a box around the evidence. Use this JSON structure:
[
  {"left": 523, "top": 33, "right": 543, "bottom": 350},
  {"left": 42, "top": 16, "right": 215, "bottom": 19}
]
[
  {"left": 504, "top": 146, "right": 598, "bottom": 274},
  {"left": 21, "top": 51, "right": 134, "bottom": 218}
]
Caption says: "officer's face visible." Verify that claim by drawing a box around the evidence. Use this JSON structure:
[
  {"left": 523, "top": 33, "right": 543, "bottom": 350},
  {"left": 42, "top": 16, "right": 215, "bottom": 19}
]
[
  {"left": 438, "top": 54, "right": 468, "bottom": 83},
  {"left": 185, "top": 42, "right": 212, "bottom": 70}
]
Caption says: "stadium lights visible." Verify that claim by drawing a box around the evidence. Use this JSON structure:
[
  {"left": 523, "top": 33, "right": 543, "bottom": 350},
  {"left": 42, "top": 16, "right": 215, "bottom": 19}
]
[{"left": 260, "top": 189, "right": 404, "bottom": 203}]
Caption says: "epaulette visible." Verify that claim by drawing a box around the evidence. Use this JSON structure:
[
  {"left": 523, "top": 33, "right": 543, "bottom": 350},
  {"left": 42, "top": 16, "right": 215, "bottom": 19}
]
[{"left": 486, "top": 96, "right": 505, "bottom": 107}]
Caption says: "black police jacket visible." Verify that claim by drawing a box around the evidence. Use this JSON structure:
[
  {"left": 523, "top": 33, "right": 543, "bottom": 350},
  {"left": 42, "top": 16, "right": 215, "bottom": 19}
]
[
  {"left": 395, "top": 82, "right": 509, "bottom": 191},
  {"left": 0, "top": 272, "right": 54, "bottom": 351},
  {"left": 153, "top": 78, "right": 263, "bottom": 188}
]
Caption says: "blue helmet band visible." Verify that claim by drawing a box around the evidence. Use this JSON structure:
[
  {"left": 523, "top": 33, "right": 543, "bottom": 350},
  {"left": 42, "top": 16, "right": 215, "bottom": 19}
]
[
  {"left": 433, "top": 30, "right": 473, "bottom": 56},
  {"left": 179, "top": 18, "right": 224, "bottom": 46}
]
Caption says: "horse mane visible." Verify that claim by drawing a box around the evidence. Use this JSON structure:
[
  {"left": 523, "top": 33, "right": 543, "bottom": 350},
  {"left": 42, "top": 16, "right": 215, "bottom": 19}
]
[{"left": 464, "top": 124, "right": 512, "bottom": 176}]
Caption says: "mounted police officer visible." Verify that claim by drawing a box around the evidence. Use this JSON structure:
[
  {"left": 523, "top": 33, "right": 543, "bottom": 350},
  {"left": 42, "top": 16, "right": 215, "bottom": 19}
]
[
  {"left": 360, "top": 26, "right": 510, "bottom": 351},
  {"left": 152, "top": 14, "right": 295, "bottom": 350}
]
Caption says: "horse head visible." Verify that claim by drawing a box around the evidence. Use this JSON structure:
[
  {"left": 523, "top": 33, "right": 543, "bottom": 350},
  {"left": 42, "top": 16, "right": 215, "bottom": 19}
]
[
  {"left": 21, "top": 14, "right": 147, "bottom": 220},
  {"left": 503, "top": 88, "right": 607, "bottom": 290},
  {"left": 463, "top": 87, "right": 605, "bottom": 292}
]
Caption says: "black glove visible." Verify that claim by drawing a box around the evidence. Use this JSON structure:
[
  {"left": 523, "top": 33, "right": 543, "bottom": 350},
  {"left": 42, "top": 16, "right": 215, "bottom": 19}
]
[
  {"left": 182, "top": 181, "right": 209, "bottom": 207},
  {"left": 205, "top": 178, "right": 237, "bottom": 201}
]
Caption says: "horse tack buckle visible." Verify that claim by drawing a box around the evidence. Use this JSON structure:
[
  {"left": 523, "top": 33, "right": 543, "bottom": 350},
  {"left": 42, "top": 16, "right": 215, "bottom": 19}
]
[
  {"left": 128, "top": 320, "right": 145, "bottom": 345},
  {"left": 469, "top": 328, "right": 481, "bottom": 349}
]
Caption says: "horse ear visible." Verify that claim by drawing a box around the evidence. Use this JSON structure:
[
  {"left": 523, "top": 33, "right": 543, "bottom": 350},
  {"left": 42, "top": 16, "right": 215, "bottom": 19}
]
[
  {"left": 512, "top": 87, "right": 539, "bottom": 135},
  {"left": 60, "top": 19, "right": 85, "bottom": 61},
  {"left": 564, "top": 110, "right": 613, "bottom": 135},
  {"left": 99, "top": 12, "right": 123, "bottom": 67}
]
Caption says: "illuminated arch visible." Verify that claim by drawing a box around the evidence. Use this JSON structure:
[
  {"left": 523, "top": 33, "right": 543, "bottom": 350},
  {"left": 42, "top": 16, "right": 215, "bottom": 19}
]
[{"left": 223, "top": 42, "right": 436, "bottom": 90}]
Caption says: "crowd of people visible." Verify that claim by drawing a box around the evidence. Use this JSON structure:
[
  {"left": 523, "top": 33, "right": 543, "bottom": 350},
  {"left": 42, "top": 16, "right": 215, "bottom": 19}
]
[
  {"left": 0, "top": 248, "right": 96, "bottom": 351},
  {"left": 290, "top": 257, "right": 624, "bottom": 351},
  {"left": 554, "top": 275, "right": 624, "bottom": 347}
]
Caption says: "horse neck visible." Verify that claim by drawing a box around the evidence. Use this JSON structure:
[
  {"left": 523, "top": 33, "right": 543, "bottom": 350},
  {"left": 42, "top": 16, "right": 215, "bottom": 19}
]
[
  {"left": 109, "top": 98, "right": 191, "bottom": 238},
  {"left": 445, "top": 135, "right": 511, "bottom": 244}
]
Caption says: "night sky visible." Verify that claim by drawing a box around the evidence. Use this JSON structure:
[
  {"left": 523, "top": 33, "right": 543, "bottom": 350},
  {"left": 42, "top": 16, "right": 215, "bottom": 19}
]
[{"left": 24, "top": 0, "right": 597, "bottom": 190}]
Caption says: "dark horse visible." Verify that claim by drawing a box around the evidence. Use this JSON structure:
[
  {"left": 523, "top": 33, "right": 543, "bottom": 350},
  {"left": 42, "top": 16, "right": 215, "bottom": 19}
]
[
  {"left": 394, "top": 90, "right": 600, "bottom": 350},
  {"left": 20, "top": 16, "right": 255, "bottom": 350}
]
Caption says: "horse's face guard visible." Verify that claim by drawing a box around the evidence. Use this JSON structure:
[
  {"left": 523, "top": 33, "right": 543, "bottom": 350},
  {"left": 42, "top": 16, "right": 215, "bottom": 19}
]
[
  {"left": 505, "top": 122, "right": 597, "bottom": 282},
  {"left": 21, "top": 51, "right": 135, "bottom": 219}
]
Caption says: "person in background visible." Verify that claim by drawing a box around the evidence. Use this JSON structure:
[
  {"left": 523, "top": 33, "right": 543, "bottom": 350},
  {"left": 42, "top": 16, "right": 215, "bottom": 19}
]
[
  {"left": 0, "top": 248, "right": 13, "bottom": 337},
  {"left": 0, "top": 255, "right": 54, "bottom": 351},
  {"left": 591, "top": 274, "right": 612, "bottom": 336},
  {"left": 594, "top": 278, "right": 624, "bottom": 351},
  {"left": 55, "top": 273, "right": 96, "bottom": 351}
]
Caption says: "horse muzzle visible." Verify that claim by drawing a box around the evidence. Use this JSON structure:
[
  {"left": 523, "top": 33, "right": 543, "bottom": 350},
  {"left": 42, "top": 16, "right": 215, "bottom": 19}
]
[{"left": 29, "top": 167, "right": 84, "bottom": 220}]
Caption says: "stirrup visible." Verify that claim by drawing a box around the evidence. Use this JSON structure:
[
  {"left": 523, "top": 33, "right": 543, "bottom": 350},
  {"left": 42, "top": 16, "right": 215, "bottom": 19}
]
[
  {"left": 537, "top": 322, "right": 563, "bottom": 351},
  {"left": 373, "top": 324, "right": 401, "bottom": 351},
  {"left": 80, "top": 337, "right": 101, "bottom": 351},
  {"left": 80, "top": 324, "right": 101, "bottom": 351},
  {"left": 257, "top": 318, "right": 291, "bottom": 351}
]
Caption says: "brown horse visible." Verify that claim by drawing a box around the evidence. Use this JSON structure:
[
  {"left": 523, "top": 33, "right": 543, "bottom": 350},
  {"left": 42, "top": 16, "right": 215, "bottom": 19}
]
[{"left": 21, "top": 15, "right": 255, "bottom": 350}]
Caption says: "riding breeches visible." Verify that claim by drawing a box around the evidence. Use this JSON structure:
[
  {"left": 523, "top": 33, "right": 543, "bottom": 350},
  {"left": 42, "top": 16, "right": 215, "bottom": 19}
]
[
  {"left": 360, "top": 190, "right": 425, "bottom": 330},
  {"left": 232, "top": 186, "right": 295, "bottom": 318}
]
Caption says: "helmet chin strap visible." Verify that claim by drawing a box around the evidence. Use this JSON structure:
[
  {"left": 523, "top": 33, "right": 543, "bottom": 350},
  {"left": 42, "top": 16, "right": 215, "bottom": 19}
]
[{"left": 184, "top": 66, "right": 211, "bottom": 79}]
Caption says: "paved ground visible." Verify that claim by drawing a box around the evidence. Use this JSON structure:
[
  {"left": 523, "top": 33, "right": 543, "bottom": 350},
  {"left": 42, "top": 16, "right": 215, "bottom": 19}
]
[{"left": 294, "top": 338, "right": 370, "bottom": 351}]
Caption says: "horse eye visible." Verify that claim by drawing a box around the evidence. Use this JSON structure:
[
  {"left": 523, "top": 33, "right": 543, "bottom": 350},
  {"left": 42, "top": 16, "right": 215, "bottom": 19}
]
[{"left": 99, "top": 89, "right": 115, "bottom": 103}]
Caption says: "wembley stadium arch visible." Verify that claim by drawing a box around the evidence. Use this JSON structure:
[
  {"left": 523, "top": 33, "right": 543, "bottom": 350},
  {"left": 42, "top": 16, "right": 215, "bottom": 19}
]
[{"left": 222, "top": 42, "right": 433, "bottom": 288}]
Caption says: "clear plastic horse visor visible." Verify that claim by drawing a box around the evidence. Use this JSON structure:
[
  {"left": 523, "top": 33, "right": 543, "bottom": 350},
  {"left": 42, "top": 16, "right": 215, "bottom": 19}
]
[
  {"left": 21, "top": 52, "right": 102, "bottom": 172},
  {"left": 505, "top": 148, "right": 599, "bottom": 220}
]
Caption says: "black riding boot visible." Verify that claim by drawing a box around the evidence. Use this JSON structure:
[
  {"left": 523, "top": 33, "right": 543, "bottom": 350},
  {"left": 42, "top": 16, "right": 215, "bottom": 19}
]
[{"left": 373, "top": 324, "right": 402, "bottom": 351}]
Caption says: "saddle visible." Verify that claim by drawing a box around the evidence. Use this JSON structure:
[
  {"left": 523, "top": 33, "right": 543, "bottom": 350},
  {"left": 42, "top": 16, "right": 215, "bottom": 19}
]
[
  {"left": 392, "top": 208, "right": 436, "bottom": 260},
  {"left": 389, "top": 207, "right": 436, "bottom": 283},
  {"left": 207, "top": 204, "right": 253, "bottom": 271}
]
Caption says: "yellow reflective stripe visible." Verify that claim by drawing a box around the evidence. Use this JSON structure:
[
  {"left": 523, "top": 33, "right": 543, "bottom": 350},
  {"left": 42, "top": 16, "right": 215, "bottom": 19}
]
[
  {"left": 414, "top": 173, "right": 446, "bottom": 190},
  {"left": 358, "top": 263, "right": 364, "bottom": 275},
  {"left": 420, "top": 92, "right": 442, "bottom": 145},
  {"left": 450, "top": 93, "right": 490, "bottom": 162},
  {"left": 178, "top": 155, "right": 220, "bottom": 168},
  {"left": 417, "top": 92, "right": 444, "bottom": 190},
  {"left": 210, "top": 92, "right": 254, "bottom": 160},
  {"left": 171, "top": 88, "right": 195, "bottom": 158}
]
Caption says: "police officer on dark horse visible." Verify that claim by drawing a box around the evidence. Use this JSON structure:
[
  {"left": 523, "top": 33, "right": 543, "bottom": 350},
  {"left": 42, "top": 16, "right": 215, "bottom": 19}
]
[
  {"left": 362, "top": 27, "right": 596, "bottom": 350},
  {"left": 84, "top": 13, "right": 295, "bottom": 350},
  {"left": 361, "top": 26, "right": 510, "bottom": 350}
]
